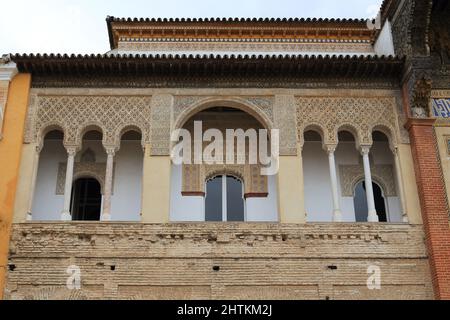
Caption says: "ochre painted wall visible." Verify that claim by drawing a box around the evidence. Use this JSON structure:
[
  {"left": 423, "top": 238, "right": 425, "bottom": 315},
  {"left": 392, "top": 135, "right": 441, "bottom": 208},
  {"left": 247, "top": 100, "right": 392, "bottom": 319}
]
[
  {"left": 141, "top": 148, "right": 171, "bottom": 223},
  {"left": 277, "top": 146, "right": 305, "bottom": 223},
  {"left": 397, "top": 143, "right": 423, "bottom": 224},
  {"left": 0, "top": 74, "right": 31, "bottom": 299}
]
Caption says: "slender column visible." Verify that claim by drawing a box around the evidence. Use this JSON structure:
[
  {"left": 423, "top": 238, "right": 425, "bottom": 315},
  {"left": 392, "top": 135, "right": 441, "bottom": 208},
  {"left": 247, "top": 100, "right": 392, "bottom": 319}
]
[
  {"left": 61, "top": 146, "right": 77, "bottom": 221},
  {"left": 324, "top": 144, "right": 342, "bottom": 222},
  {"left": 26, "top": 145, "right": 42, "bottom": 221},
  {"left": 360, "top": 145, "right": 378, "bottom": 222},
  {"left": 391, "top": 146, "right": 408, "bottom": 223},
  {"left": 222, "top": 175, "right": 227, "bottom": 222},
  {"left": 101, "top": 147, "right": 116, "bottom": 221}
]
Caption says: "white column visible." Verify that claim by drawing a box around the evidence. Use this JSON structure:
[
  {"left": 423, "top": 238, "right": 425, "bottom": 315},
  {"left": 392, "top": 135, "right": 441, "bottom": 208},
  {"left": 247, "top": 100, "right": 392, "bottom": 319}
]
[
  {"left": 392, "top": 146, "right": 408, "bottom": 223},
  {"left": 101, "top": 147, "right": 116, "bottom": 221},
  {"left": 61, "top": 146, "right": 77, "bottom": 221},
  {"left": 222, "top": 175, "right": 227, "bottom": 222},
  {"left": 325, "top": 145, "right": 342, "bottom": 222},
  {"left": 360, "top": 146, "right": 378, "bottom": 222},
  {"left": 26, "top": 145, "right": 42, "bottom": 221}
]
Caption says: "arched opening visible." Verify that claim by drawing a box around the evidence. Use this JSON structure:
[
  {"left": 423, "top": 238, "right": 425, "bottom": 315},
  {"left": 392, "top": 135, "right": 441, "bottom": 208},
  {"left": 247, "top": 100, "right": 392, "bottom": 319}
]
[
  {"left": 205, "top": 175, "right": 245, "bottom": 222},
  {"left": 370, "top": 130, "right": 402, "bottom": 222},
  {"left": 353, "top": 181, "right": 388, "bottom": 222},
  {"left": 112, "top": 129, "right": 143, "bottom": 221},
  {"left": 303, "top": 129, "right": 334, "bottom": 222},
  {"left": 33, "top": 129, "right": 66, "bottom": 221},
  {"left": 70, "top": 177, "right": 102, "bottom": 221},
  {"left": 170, "top": 105, "right": 278, "bottom": 222}
]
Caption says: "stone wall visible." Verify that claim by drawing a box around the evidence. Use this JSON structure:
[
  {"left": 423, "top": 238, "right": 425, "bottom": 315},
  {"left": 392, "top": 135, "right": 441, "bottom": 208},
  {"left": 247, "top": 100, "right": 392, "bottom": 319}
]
[{"left": 4, "top": 223, "right": 433, "bottom": 300}]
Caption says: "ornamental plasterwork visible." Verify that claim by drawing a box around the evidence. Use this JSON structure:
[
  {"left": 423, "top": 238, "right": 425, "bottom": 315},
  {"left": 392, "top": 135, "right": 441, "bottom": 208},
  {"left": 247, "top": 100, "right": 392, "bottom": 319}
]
[
  {"left": 339, "top": 164, "right": 397, "bottom": 197},
  {"left": 173, "top": 96, "right": 274, "bottom": 127},
  {"left": 56, "top": 162, "right": 115, "bottom": 195},
  {"left": 182, "top": 164, "right": 268, "bottom": 196},
  {"left": 273, "top": 95, "right": 298, "bottom": 155},
  {"left": 296, "top": 97, "right": 399, "bottom": 146},
  {"left": 149, "top": 94, "right": 173, "bottom": 156},
  {"left": 432, "top": 90, "right": 450, "bottom": 98},
  {"left": 26, "top": 95, "right": 152, "bottom": 149},
  {"left": 118, "top": 40, "right": 374, "bottom": 54}
]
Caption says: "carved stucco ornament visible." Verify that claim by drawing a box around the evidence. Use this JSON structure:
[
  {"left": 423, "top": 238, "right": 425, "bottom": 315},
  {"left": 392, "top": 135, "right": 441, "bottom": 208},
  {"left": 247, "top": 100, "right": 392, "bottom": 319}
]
[
  {"left": 411, "top": 77, "right": 433, "bottom": 118},
  {"left": 339, "top": 164, "right": 397, "bottom": 197}
]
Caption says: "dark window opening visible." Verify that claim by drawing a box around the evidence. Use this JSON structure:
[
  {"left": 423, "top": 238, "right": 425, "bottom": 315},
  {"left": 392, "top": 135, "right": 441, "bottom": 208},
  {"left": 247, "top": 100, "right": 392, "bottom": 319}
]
[
  {"left": 205, "top": 175, "right": 245, "bottom": 222},
  {"left": 205, "top": 176, "right": 222, "bottom": 222},
  {"left": 353, "top": 181, "right": 388, "bottom": 222},
  {"left": 71, "top": 178, "right": 102, "bottom": 221}
]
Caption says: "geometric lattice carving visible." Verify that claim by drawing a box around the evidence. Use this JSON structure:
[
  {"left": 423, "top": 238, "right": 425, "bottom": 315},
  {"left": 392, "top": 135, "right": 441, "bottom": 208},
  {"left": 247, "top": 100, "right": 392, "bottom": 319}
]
[
  {"left": 173, "top": 95, "right": 274, "bottom": 128},
  {"left": 296, "top": 97, "right": 399, "bottom": 146},
  {"left": 27, "top": 95, "right": 152, "bottom": 148},
  {"left": 56, "top": 162, "right": 115, "bottom": 195},
  {"left": 339, "top": 164, "right": 397, "bottom": 197},
  {"left": 182, "top": 164, "right": 268, "bottom": 197},
  {"left": 149, "top": 94, "right": 173, "bottom": 156}
]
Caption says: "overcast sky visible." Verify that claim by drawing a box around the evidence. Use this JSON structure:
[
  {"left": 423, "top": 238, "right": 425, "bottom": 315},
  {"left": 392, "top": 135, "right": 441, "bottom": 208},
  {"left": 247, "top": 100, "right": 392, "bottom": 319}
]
[{"left": 0, "top": 0, "right": 383, "bottom": 54}]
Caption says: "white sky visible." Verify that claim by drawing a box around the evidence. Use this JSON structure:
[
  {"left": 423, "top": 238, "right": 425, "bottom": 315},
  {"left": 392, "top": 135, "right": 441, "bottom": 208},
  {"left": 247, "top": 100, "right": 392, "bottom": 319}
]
[{"left": 0, "top": 0, "right": 383, "bottom": 54}]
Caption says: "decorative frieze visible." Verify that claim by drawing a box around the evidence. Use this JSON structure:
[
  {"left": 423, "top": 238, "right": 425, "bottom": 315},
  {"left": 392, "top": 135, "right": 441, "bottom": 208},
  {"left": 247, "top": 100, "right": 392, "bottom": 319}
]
[
  {"left": 26, "top": 95, "right": 152, "bottom": 149},
  {"left": 296, "top": 97, "right": 399, "bottom": 146},
  {"left": 117, "top": 39, "right": 375, "bottom": 55},
  {"left": 173, "top": 95, "right": 274, "bottom": 129}
]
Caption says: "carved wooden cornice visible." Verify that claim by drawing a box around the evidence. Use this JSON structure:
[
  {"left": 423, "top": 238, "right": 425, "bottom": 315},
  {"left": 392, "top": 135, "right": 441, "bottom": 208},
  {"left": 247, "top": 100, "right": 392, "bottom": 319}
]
[{"left": 106, "top": 16, "right": 375, "bottom": 50}]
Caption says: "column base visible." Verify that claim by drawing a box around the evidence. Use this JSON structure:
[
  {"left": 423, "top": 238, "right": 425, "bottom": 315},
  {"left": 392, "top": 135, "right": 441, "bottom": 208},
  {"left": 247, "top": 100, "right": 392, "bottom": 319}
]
[
  {"left": 61, "top": 211, "right": 71, "bottom": 221},
  {"left": 101, "top": 213, "right": 111, "bottom": 222},
  {"left": 332, "top": 210, "right": 343, "bottom": 222},
  {"left": 367, "top": 211, "right": 379, "bottom": 222}
]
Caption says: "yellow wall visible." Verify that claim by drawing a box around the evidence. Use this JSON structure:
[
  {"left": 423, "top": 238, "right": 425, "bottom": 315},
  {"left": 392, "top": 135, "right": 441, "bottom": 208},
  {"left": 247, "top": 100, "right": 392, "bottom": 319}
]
[
  {"left": 397, "top": 143, "right": 423, "bottom": 224},
  {"left": 0, "top": 74, "right": 31, "bottom": 299},
  {"left": 13, "top": 143, "right": 38, "bottom": 223},
  {"left": 277, "top": 146, "right": 305, "bottom": 223},
  {"left": 141, "top": 147, "right": 171, "bottom": 223}
]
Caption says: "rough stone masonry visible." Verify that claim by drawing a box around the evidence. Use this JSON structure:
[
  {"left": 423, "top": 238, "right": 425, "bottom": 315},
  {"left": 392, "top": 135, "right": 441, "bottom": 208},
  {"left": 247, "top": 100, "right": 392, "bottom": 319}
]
[{"left": 4, "top": 223, "right": 433, "bottom": 300}]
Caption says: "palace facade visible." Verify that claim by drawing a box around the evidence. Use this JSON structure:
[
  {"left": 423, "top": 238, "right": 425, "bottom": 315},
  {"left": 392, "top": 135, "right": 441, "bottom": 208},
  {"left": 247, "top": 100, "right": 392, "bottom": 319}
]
[{"left": 0, "top": 0, "right": 450, "bottom": 300}]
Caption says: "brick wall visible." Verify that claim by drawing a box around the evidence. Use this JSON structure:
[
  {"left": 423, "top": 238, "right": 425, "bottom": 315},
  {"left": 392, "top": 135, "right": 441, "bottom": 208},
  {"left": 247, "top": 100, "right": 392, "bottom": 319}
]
[
  {"left": 4, "top": 223, "right": 433, "bottom": 300},
  {"left": 406, "top": 118, "right": 450, "bottom": 299}
]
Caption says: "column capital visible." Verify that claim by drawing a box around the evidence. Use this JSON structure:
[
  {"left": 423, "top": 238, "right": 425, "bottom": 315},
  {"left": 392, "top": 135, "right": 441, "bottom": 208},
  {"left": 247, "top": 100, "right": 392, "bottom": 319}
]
[
  {"left": 359, "top": 145, "right": 372, "bottom": 156},
  {"left": 64, "top": 145, "right": 78, "bottom": 156},
  {"left": 323, "top": 144, "right": 337, "bottom": 154},
  {"left": 103, "top": 144, "right": 119, "bottom": 156},
  {"left": 104, "top": 147, "right": 116, "bottom": 156}
]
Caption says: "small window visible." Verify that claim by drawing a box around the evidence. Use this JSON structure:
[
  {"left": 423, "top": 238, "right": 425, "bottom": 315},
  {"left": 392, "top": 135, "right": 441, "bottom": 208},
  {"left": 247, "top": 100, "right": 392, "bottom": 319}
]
[{"left": 205, "top": 175, "right": 245, "bottom": 222}]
